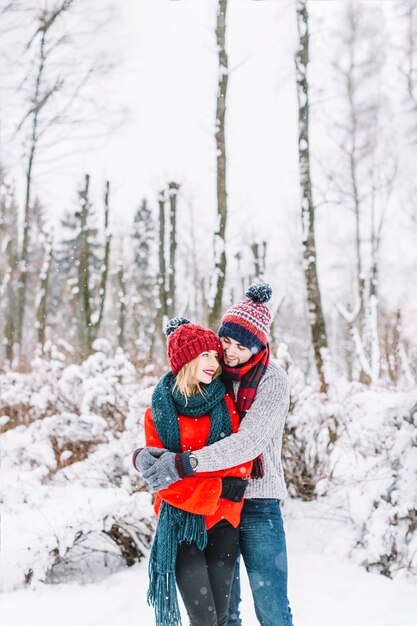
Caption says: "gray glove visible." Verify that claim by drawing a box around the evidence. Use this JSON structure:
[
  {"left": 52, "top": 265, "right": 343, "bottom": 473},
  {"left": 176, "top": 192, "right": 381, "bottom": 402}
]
[
  {"left": 133, "top": 446, "right": 167, "bottom": 474},
  {"left": 132, "top": 447, "right": 195, "bottom": 491}
]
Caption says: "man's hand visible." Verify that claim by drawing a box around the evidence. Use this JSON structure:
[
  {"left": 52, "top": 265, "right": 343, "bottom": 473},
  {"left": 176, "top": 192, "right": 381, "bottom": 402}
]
[
  {"left": 132, "top": 447, "right": 196, "bottom": 491},
  {"left": 220, "top": 477, "right": 248, "bottom": 502}
]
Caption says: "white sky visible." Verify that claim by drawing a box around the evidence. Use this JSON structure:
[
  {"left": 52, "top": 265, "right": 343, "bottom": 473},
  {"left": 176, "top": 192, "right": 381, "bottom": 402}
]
[
  {"left": 1, "top": 0, "right": 417, "bottom": 318},
  {"left": 2, "top": 0, "right": 299, "bottom": 231}
]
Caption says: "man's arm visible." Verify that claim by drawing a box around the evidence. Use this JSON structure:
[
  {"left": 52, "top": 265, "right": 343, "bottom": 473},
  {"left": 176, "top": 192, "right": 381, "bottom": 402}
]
[
  {"left": 133, "top": 363, "right": 289, "bottom": 488},
  {"left": 133, "top": 405, "right": 253, "bottom": 491},
  {"left": 194, "top": 362, "right": 289, "bottom": 472}
]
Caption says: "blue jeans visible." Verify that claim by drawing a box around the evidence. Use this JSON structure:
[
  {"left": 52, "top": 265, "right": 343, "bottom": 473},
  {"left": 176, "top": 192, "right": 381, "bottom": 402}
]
[{"left": 228, "top": 499, "right": 294, "bottom": 626}]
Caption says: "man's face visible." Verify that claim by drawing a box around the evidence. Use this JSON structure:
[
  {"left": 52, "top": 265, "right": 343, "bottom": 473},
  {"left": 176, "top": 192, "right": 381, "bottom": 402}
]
[{"left": 220, "top": 336, "right": 253, "bottom": 366}]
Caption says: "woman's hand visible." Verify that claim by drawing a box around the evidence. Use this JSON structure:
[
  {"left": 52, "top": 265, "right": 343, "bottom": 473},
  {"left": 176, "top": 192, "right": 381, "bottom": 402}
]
[
  {"left": 133, "top": 446, "right": 166, "bottom": 473},
  {"left": 132, "top": 447, "right": 196, "bottom": 491}
]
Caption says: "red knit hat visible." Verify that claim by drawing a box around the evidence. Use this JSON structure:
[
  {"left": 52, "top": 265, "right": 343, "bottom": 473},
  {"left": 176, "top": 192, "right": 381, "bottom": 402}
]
[
  {"left": 218, "top": 282, "right": 272, "bottom": 353},
  {"left": 166, "top": 317, "right": 223, "bottom": 375}
]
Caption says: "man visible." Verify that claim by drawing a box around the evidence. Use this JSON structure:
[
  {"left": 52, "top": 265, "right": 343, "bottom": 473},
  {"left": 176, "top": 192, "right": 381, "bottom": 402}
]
[{"left": 134, "top": 282, "right": 294, "bottom": 626}]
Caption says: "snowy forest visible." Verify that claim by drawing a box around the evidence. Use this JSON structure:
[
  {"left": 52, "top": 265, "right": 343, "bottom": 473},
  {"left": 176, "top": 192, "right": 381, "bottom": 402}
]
[{"left": 1, "top": 1, "right": 417, "bottom": 625}]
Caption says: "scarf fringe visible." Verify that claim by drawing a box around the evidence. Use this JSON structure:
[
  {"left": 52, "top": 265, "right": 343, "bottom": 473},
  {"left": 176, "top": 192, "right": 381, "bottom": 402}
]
[
  {"left": 148, "top": 572, "right": 181, "bottom": 626},
  {"left": 147, "top": 502, "right": 207, "bottom": 626},
  {"left": 178, "top": 510, "right": 207, "bottom": 551}
]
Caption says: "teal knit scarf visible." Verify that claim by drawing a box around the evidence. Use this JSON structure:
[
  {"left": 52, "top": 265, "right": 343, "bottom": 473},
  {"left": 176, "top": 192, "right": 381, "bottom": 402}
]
[{"left": 148, "top": 372, "right": 232, "bottom": 626}]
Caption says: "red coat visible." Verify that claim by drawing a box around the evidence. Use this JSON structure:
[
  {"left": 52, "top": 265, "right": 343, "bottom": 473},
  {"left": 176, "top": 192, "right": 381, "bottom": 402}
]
[{"left": 145, "top": 393, "right": 252, "bottom": 530}]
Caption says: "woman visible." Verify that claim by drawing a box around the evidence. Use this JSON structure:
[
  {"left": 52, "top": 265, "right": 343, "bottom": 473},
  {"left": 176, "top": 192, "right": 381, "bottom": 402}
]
[
  {"left": 135, "top": 283, "right": 294, "bottom": 626},
  {"left": 133, "top": 317, "right": 252, "bottom": 626}
]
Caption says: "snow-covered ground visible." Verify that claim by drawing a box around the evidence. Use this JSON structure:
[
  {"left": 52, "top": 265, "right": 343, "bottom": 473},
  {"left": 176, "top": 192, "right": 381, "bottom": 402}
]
[
  {"left": 1, "top": 355, "right": 415, "bottom": 624},
  {"left": 2, "top": 499, "right": 416, "bottom": 626}
]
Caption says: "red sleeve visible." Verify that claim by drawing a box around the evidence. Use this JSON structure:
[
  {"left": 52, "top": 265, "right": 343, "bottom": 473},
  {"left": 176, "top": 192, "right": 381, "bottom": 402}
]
[{"left": 144, "top": 407, "right": 165, "bottom": 448}]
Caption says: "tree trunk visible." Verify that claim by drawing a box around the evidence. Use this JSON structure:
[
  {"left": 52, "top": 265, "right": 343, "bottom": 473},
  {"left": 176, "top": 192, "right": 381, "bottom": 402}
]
[
  {"left": 3, "top": 238, "right": 18, "bottom": 364},
  {"left": 91, "top": 180, "right": 111, "bottom": 342},
  {"left": 78, "top": 174, "right": 92, "bottom": 358},
  {"left": 117, "top": 263, "right": 126, "bottom": 350},
  {"left": 15, "top": 1, "right": 74, "bottom": 365},
  {"left": 167, "top": 181, "right": 179, "bottom": 319},
  {"left": 0, "top": 171, "right": 19, "bottom": 365},
  {"left": 251, "top": 241, "right": 267, "bottom": 279},
  {"left": 157, "top": 190, "right": 168, "bottom": 350},
  {"left": 15, "top": 28, "right": 46, "bottom": 364},
  {"left": 403, "top": 2, "right": 417, "bottom": 139},
  {"left": 295, "top": 0, "right": 329, "bottom": 393},
  {"left": 208, "top": 0, "right": 228, "bottom": 330},
  {"left": 386, "top": 308, "right": 401, "bottom": 384},
  {"left": 345, "top": 7, "right": 365, "bottom": 313},
  {"left": 36, "top": 237, "right": 53, "bottom": 349}
]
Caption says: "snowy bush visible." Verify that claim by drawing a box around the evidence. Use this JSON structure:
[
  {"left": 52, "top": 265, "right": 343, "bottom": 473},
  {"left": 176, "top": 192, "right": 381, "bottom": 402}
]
[
  {"left": 0, "top": 345, "right": 157, "bottom": 590},
  {"left": 0, "top": 343, "right": 139, "bottom": 435},
  {"left": 278, "top": 349, "right": 341, "bottom": 500},
  {"left": 334, "top": 390, "right": 417, "bottom": 578},
  {"left": 2, "top": 346, "right": 415, "bottom": 587},
  {"left": 277, "top": 345, "right": 417, "bottom": 579},
  {"left": 1, "top": 481, "right": 154, "bottom": 590}
]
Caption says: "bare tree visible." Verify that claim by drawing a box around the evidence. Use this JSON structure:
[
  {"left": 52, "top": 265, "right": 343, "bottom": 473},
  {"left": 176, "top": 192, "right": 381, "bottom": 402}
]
[
  {"left": 8, "top": 0, "right": 117, "bottom": 365},
  {"left": 330, "top": 2, "right": 397, "bottom": 384},
  {"left": 333, "top": 3, "right": 386, "bottom": 313},
  {"left": 0, "top": 165, "right": 19, "bottom": 364},
  {"left": 35, "top": 234, "right": 53, "bottom": 349},
  {"left": 251, "top": 241, "right": 267, "bottom": 281},
  {"left": 157, "top": 190, "right": 168, "bottom": 333},
  {"left": 130, "top": 198, "right": 157, "bottom": 361},
  {"left": 208, "top": 0, "right": 229, "bottom": 329},
  {"left": 399, "top": 0, "right": 417, "bottom": 139},
  {"left": 155, "top": 183, "right": 180, "bottom": 357},
  {"left": 94, "top": 180, "right": 112, "bottom": 336},
  {"left": 295, "top": 0, "right": 329, "bottom": 393},
  {"left": 116, "top": 262, "right": 127, "bottom": 350},
  {"left": 397, "top": 1, "right": 417, "bottom": 228},
  {"left": 167, "top": 182, "right": 179, "bottom": 319},
  {"left": 58, "top": 174, "right": 111, "bottom": 359},
  {"left": 14, "top": 0, "right": 74, "bottom": 364}
]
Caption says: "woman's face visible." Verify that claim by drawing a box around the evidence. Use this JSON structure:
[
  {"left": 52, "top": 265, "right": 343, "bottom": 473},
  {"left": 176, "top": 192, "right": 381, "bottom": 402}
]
[
  {"left": 196, "top": 350, "right": 220, "bottom": 384},
  {"left": 220, "top": 336, "right": 253, "bottom": 366}
]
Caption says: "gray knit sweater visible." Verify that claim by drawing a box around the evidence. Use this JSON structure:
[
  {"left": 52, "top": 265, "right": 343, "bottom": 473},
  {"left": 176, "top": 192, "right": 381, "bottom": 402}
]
[{"left": 194, "top": 361, "right": 289, "bottom": 499}]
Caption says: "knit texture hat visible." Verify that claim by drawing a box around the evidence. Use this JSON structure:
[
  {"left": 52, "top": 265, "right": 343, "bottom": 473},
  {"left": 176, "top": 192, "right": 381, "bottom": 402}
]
[
  {"left": 166, "top": 317, "right": 222, "bottom": 375},
  {"left": 218, "top": 282, "right": 272, "bottom": 353}
]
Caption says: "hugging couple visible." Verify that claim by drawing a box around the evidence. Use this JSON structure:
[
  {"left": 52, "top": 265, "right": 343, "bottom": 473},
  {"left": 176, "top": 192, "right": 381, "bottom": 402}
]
[{"left": 133, "top": 281, "right": 294, "bottom": 626}]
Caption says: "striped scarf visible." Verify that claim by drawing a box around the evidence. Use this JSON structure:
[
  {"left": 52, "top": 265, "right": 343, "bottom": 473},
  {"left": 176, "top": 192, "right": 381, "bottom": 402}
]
[
  {"left": 221, "top": 345, "right": 270, "bottom": 478},
  {"left": 148, "top": 372, "right": 232, "bottom": 626}
]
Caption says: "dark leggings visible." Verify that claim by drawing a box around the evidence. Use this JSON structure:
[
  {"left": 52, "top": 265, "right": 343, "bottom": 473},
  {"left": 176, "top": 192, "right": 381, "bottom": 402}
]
[{"left": 176, "top": 519, "right": 240, "bottom": 626}]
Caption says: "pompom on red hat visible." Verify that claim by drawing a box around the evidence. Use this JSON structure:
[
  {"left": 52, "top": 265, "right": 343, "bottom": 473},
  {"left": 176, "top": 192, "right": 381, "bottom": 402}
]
[
  {"left": 218, "top": 282, "right": 272, "bottom": 354},
  {"left": 166, "top": 317, "right": 223, "bottom": 375}
]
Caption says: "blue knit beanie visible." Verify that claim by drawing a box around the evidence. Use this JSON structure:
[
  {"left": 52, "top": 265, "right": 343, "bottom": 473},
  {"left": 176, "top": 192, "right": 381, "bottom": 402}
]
[{"left": 218, "top": 282, "right": 272, "bottom": 353}]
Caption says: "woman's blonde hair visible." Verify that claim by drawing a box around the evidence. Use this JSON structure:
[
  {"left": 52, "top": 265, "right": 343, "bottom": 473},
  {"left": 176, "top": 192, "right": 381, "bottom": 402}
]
[{"left": 174, "top": 355, "right": 221, "bottom": 398}]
